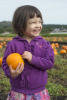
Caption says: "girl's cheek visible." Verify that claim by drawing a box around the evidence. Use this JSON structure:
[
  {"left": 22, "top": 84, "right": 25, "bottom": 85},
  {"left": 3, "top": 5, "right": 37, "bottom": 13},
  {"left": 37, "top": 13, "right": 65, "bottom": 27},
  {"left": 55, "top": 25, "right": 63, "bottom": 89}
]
[
  {"left": 31, "top": 24, "right": 36, "bottom": 27},
  {"left": 40, "top": 25, "right": 42, "bottom": 28}
]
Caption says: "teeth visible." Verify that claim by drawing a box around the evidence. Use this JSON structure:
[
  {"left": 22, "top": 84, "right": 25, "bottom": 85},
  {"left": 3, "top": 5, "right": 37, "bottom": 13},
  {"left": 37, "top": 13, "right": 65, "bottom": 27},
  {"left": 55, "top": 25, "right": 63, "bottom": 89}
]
[
  {"left": 34, "top": 30, "right": 38, "bottom": 32},
  {"left": 34, "top": 30, "right": 39, "bottom": 32},
  {"left": 33, "top": 29, "right": 41, "bottom": 33}
]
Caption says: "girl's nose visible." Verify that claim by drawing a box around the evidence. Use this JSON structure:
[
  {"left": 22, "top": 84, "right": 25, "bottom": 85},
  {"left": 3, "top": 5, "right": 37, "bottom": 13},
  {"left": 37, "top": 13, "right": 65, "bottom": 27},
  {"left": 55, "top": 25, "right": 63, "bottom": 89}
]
[{"left": 35, "top": 22, "right": 42, "bottom": 28}]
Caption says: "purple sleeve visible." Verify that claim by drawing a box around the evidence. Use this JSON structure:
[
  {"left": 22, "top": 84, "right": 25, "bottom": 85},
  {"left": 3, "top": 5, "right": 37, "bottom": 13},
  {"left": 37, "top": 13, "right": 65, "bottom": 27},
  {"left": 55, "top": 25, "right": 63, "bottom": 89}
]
[
  {"left": 2, "top": 42, "right": 22, "bottom": 79},
  {"left": 31, "top": 42, "right": 54, "bottom": 71},
  {"left": 2, "top": 42, "right": 12, "bottom": 78}
]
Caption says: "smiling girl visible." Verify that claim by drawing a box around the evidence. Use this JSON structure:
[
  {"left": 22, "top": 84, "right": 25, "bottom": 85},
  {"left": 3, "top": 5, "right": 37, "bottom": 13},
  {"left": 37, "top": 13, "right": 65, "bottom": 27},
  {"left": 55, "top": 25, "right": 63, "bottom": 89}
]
[{"left": 2, "top": 5, "right": 54, "bottom": 100}]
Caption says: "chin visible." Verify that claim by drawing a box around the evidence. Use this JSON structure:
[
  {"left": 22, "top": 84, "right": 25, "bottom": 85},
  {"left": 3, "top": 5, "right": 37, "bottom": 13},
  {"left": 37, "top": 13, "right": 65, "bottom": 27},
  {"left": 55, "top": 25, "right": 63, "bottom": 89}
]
[
  {"left": 31, "top": 33, "right": 40, "bottom": 37},
  {"left": 34, "top": 34, "right": 40, "bottom": 36},
  {"left": 35, "top": 34, "right": 39, "bottom": 37}
]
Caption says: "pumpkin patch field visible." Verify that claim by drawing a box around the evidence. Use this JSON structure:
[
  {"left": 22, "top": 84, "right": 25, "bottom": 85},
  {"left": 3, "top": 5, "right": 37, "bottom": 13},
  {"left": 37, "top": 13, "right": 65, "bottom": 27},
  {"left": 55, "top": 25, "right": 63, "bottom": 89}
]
[{"left": 0, "top": 36, "right": 67, "bottom": 99}]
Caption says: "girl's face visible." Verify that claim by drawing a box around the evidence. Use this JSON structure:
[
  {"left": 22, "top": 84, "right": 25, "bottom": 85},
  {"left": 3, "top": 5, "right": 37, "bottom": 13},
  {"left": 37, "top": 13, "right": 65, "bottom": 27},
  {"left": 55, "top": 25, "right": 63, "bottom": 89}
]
[{"left": 24, "top": 15, "right": 42, "bottom": 38}]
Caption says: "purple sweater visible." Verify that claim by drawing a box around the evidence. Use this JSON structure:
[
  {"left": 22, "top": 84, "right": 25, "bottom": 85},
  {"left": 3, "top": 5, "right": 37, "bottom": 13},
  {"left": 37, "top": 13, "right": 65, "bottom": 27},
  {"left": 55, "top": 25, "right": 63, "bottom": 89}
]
[{"left": 2, "top": 36, "right": 54, "bottom": 94}]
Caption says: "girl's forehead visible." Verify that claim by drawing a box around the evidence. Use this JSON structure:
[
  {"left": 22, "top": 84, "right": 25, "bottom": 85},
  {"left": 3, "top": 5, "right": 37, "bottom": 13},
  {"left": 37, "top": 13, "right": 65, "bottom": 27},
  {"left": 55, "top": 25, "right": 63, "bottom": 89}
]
[{"left": 28, "top": 16, "right": 42, "bottom": 21}]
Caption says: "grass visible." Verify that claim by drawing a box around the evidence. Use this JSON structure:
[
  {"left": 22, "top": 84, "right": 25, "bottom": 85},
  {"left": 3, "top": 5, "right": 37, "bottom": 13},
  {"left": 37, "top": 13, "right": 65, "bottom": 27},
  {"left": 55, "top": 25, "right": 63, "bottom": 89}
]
[
  {"left": 0, "top": 69, "right": 10, "bottom": 94},
  {"left": 40, "top": 33, "right": 67, "bottom": 37},
  {"left": 0, "top": 33, "right": 16, "bottom": 37},
  {"left": 0, "top": 33, "right": 67, "bottom": 37},
  {"left": 46, "top": 55, "right": 67, "bottom": 96}
]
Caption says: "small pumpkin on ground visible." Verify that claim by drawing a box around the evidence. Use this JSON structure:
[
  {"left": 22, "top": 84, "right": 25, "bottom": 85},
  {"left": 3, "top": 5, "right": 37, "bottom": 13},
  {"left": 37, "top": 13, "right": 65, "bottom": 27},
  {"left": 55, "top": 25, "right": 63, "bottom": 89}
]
[
  {"left": 0, "top": 57, "right": 3, "bottom": 67},
  {"left": 60, "top": 49, "right": 66, "bottom": 54}
]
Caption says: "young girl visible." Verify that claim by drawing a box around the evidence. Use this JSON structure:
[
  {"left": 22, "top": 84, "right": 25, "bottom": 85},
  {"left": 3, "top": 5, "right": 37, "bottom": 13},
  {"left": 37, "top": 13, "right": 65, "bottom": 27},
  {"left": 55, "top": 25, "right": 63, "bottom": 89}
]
[{"left": 2, "top": 5, "right": 54, "bottom": 100}]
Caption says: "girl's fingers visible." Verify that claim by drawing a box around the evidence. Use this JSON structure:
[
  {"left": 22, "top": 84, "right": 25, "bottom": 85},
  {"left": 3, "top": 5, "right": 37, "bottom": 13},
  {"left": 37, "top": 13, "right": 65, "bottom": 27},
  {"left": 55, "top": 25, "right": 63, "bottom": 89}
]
[
  {"left": 16, "top": 63, "right": 21, "bottom": 71},
  {"left": 22, "top": 51, "right": 28, "bottom": 59},
  {"left": 9, "top": 65, "right": 12, "bottom": 70},
  {"left": 12, "top": 63, "right": 24, "bottom": 74},
  {"left": 19, "top": 63, "right": 24, "bottom": 73},
  {"left": 9, "top": 65, "right": 16, "bottom": 78},
  {"left": 16, "top": 63, "right": 24, "bottom": 74},
  {"left": 22, "top": 54, "right": 26, "bottom": 59},
  {"left": 9, "top": 65, "right": 14, "bottom": 72}
]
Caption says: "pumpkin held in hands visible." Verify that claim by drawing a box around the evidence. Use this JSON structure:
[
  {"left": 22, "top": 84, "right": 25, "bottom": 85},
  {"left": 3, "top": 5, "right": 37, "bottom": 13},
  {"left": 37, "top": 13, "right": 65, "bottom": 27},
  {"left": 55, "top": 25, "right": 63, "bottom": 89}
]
[{"left": 6, "top": 53, "right": 24, "bottom": 70}]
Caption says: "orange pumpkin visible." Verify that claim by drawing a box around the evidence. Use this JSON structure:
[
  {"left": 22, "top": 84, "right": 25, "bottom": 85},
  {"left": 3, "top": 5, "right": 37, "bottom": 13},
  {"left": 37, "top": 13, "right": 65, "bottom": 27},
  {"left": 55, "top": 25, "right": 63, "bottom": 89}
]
[
  {"left": 54, "top": 49, "right": 58, "bottom": 55},
  {"left": 62, "top": 45, "right": 67, "bottom": 49},
  {"left": 6, "top": 53, "right": 24, "bottom": 70},
  {"left": 0, "top": 57, "right": 2, "bottom": 67},
  {"left": 62, "top": 45, "right": 67, "bottom": 52},
  {"left": 60, "top": 49, "right": 66, "bottom": 54},
  {"left": 51, "top": 43, "right": 55, "bottom": 49},
  {"left": 55, "top": 43, "right": 59, "bottom": 48},
  {"left": 0, "top": 45, "right": 2, "bottom": 48}
]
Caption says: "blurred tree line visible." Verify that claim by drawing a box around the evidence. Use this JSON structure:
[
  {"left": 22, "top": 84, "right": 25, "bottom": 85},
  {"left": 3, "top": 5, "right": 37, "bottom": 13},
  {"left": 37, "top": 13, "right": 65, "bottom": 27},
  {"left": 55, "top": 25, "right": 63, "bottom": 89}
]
[{"left": 0, "top": 21, "right": 67, "bottom": 34}]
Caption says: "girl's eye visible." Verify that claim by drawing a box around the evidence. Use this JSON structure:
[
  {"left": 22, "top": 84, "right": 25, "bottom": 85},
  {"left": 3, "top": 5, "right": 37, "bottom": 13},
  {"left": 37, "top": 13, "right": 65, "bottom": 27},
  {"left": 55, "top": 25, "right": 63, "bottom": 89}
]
[
  {"left": 39, "top": 21, "right": 43, "bottom": 24},
  {"left": 29, "top": 21, "right": 43, "bottom": 24},
  {"left": 32, "top": 22, "right": 36, "bottom": 23},
  {"left": 29, "top": 22, "right": 36, "bottom": 24}
]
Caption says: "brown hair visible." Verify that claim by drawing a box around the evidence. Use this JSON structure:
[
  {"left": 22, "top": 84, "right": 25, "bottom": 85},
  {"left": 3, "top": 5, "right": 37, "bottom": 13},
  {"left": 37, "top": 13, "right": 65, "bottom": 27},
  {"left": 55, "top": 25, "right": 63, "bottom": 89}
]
[{"left": 12, "top": 5, "right": 43, "bottom": 36}]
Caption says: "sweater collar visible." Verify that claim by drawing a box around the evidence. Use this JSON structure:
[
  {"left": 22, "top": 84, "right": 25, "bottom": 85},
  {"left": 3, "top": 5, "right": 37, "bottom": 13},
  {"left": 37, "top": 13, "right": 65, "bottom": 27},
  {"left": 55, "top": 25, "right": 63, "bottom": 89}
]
[{"left": 13, "top": 35, "right": 43, "bottom": 41}]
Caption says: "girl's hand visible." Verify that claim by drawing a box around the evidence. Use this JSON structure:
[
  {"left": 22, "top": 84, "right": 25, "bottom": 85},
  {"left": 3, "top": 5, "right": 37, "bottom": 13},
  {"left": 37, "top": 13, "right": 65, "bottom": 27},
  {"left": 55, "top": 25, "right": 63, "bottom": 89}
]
[
  {"left": 9, "top": 63, "right": 24, "bottom": 78},
  {"left": 22, "top": 51, "right": 32, "bottom": 63}
]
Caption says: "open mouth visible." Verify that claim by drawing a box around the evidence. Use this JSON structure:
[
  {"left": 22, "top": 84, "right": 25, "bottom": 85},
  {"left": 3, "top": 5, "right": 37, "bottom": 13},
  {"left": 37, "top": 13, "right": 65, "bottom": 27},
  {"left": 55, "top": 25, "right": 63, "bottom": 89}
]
[{"left": 33, "top": 29, "right": 40, "bottom": 34}]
